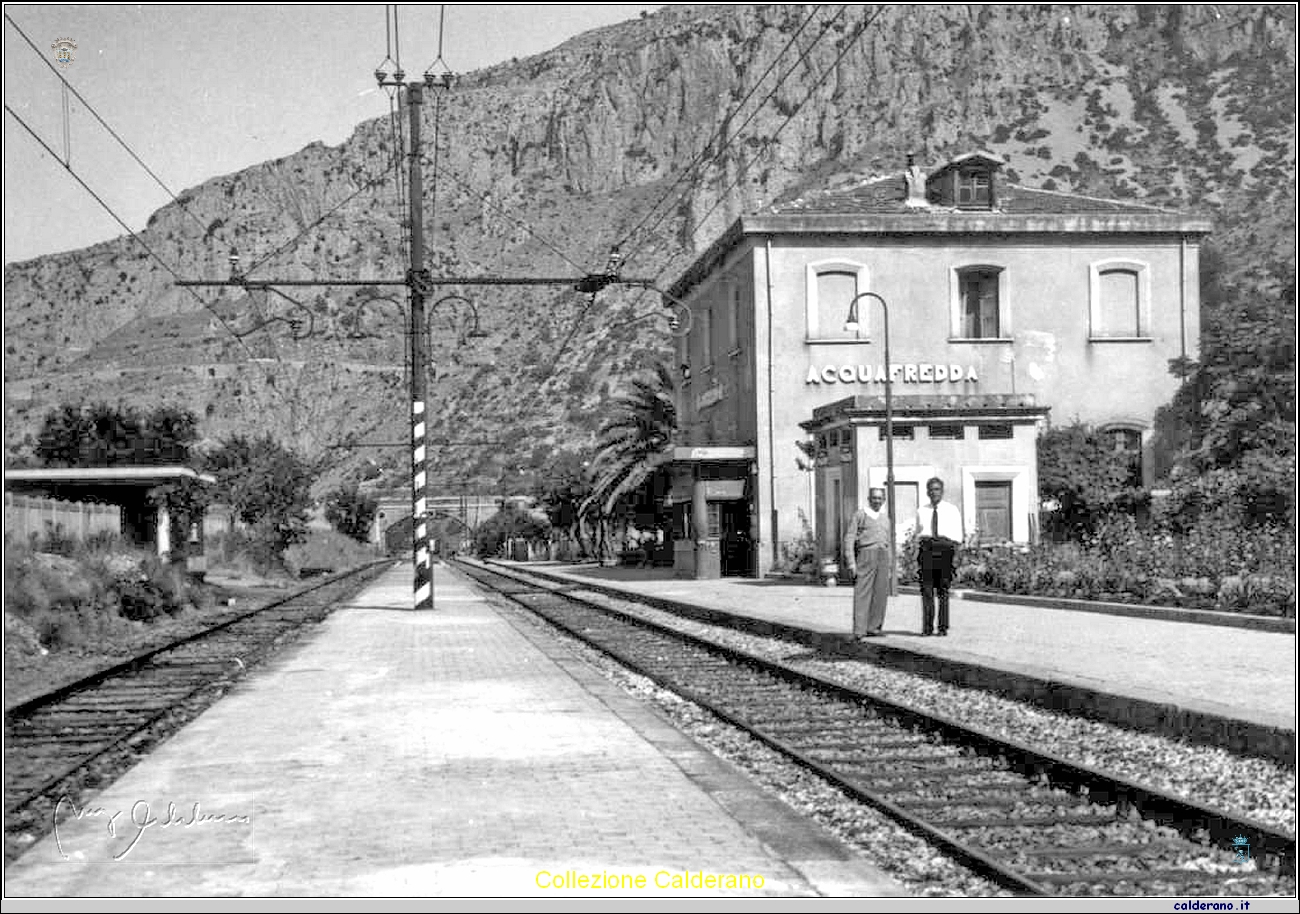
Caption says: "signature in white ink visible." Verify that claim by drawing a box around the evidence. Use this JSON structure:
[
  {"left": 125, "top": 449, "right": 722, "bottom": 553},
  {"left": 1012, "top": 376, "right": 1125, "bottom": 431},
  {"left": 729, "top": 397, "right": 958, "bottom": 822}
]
[{"left": 54, "top": 796, "right": 250, "bottom": 860}]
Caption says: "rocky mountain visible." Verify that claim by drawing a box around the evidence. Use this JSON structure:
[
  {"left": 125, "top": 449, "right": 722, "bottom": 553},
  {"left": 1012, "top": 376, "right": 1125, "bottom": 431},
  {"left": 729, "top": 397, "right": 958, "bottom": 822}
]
[{"left": 4, "top": 4, "right": 1295, "bottom": 493}]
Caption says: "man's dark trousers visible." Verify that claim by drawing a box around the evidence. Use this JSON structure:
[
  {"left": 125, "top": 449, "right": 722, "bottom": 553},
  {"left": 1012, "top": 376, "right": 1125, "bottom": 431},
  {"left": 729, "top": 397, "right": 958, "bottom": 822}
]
[{"left": 918, "top": 538, "right": 956, "bottom": 634}]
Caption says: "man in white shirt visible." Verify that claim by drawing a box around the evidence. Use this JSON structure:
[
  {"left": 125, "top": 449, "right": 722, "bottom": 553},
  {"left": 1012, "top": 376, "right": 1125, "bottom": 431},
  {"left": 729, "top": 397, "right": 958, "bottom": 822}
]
[{"left": 914, "top": 476, "right": 963, "bottom": 636}]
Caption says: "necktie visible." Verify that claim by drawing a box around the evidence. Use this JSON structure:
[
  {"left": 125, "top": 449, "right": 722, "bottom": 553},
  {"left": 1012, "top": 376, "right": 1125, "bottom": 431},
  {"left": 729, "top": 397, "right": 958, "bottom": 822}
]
[{"left": 931, "top": 506, "right": 939, "bottom": 538}]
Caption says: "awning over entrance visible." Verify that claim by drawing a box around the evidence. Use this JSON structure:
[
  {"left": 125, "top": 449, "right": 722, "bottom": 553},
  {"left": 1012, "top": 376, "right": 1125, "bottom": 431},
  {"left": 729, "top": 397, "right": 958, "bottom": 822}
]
[
  {"left": 671, "top": 446, "right": 757, "bottom": 462},
  {"left": 802, "top": 392, "right": 1046, "bottom": 428}
]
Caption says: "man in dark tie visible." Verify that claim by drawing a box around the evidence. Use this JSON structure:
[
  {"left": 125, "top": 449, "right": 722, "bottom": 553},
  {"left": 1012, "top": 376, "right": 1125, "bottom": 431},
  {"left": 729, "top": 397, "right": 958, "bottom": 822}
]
[{"left": 914, "top": 477, "right": 963, "bottom": 636}]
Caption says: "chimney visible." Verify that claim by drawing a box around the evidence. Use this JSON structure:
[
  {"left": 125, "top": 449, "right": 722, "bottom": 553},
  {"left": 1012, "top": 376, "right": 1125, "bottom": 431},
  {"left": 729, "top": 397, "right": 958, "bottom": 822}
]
[{"left": 904, "top": 153, "right": 928, "bottom": 208}]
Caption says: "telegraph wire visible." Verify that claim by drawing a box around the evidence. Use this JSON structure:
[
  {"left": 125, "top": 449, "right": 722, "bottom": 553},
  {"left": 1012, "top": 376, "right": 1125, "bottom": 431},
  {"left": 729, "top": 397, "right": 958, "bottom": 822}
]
[
  {"left": 620, "top": 5, "right": 849, "bottom": 272},
  {"left": 4, "top": 103, "right": 329, "bottom": 455},
  {"left": 427, "top": 88, "right": 446, "bottom": 256},
  {"left": 612, "top": 5, "right": 827, "bottom": 263},
  {"left": 617, "top": 6, "right": 849, "bottom": 274},
  {"left": 534, "top": 7, "right": 864, "bottom": 396},
  {"left": 243, "top": 151, "right": 405, "bottom": 276},
  {"left": 5, "top": 12, "right": 209, "bottom": 235},
  {"left": 434, "top": 164, "right": 588, "bottom": 274},
  {"left": 683, "top": 6, "right": 883, "bottom": 252},
  {"left": 616, "top": 5, "right": 885, "bottom": 332},
  {"left": 8, "top": 8, "right": 399, "bottom": 301},
  {"left": 389, "top": 90, "right": 410, "bottom": 255}
]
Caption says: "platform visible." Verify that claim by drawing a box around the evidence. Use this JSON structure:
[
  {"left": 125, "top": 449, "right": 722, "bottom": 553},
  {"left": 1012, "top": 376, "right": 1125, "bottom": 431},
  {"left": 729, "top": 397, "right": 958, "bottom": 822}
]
[
  {"left": 492, "top": 561, "right": 1297, "bottom": 764},
  {"left": 4, "top": 561, "right": 904, "bottom": 898}
]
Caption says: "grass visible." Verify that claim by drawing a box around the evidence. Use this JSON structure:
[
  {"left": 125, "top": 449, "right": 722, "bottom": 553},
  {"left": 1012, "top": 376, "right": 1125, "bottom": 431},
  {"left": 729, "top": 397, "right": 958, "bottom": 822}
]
[{"left": 4, "top": 527, "right": 380, "bottom": 658}]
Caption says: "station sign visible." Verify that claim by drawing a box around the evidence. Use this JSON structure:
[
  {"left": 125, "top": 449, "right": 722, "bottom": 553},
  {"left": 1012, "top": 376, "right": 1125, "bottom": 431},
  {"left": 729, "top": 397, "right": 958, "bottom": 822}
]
[{"left": 806, "top": 363, "right": 980, "bottom": 385}]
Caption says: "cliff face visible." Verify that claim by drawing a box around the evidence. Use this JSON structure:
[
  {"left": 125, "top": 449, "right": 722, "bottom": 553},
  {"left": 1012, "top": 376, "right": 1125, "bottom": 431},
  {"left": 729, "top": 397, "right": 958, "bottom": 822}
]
[{"left": 4, "top": 4, "right": 1294, "bottom": 489}]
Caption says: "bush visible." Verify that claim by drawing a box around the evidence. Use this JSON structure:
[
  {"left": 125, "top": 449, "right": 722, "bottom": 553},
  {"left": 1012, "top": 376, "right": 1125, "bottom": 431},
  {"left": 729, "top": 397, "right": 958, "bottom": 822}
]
[
  {"left": 3, "top": 534, "right": 202, "bottom": 645},
  {"left": 474, "top": 504, "right": 550, "bottom": 557},
  {"left": 323, "top": 484, "right": 378, "bottom": 543},
  {"left": 283, "top": 527, "right": 378, "bottom": 577},
  {"left": 951, "top": 516, "right": 1296, "bottom": 617}
]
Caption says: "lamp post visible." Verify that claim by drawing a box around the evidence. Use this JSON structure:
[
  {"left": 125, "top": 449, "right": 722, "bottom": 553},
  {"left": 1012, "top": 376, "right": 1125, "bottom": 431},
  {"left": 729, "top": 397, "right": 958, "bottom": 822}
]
[{"left": 844, "top": 291, "right": 896, "bottom": 596}]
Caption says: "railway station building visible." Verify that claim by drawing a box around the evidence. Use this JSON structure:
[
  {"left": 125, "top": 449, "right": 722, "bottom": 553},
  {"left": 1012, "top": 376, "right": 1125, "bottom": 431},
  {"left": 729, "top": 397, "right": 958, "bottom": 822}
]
[{"left": 663, "top": 151, "right": 1209, "bottom": 579}]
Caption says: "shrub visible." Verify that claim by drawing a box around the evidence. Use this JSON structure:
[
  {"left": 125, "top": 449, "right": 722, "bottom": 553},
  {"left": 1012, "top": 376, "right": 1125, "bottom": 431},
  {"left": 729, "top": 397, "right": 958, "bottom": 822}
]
[
  {"left": 283, "top": 527, "right": 377, "bottom": 577},
  {"left": 950, "top": 517, "right": 1295, "bottom": 617},
  {"left": 323, "top": 484, "right": 378, "bottom": 543},
  {"left": 774, "top": 512, "right": 816, "bottom": 574},
  {"left": 474, "top": 504, "right": 550, "bottom": 557}
]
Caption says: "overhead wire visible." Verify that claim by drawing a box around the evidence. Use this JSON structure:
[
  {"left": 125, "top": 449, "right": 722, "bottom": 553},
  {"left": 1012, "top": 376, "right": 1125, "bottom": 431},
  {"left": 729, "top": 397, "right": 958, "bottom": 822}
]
[
  {"left": 389, "top": 90, "right": 409, "bottom": 256},
  {"left": 5, "top": 12, "right": 210, "bottom": 235},
  {"left": 242, "top": 144, "right": 407, "bottom": 277},
  {"left": 617, "top": 6, "right": 850, "bottom": 274},
  {"left": 611, "top": 5, "right": 826, "bottom": 263},
  {"left": 519, "top": 11, "right": 852, "bottom": 400},
  {"left": 592, "top": 5, "right": 885, "bottom": 360},
  {"left": 530, "top": 6, "right": 866, "bottom": 398},
  {"left": 432, "top": 163, "right": 588, "bottom": 275},
  {"left": 4, "top": 103, "right": 330, "bottom": 454},
  {"left": 681, "top": 6, "right": 883, "bottom": 253}
]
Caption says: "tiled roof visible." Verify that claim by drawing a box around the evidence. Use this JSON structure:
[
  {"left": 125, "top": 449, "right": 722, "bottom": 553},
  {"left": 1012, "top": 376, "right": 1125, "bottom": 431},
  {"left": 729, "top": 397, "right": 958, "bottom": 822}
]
[
  {"left": 768, "top": 176, "right": 1179, "bottom": 217},
  {"left": 769, "top": 175, "right": 911, "bottom": 215}
]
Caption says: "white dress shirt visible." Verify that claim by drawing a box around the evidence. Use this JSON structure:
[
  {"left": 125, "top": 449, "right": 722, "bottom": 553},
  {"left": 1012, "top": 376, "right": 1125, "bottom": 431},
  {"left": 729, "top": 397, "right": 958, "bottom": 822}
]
[{"left": 915, "top": 500, "right": 964, "bottom": 544}]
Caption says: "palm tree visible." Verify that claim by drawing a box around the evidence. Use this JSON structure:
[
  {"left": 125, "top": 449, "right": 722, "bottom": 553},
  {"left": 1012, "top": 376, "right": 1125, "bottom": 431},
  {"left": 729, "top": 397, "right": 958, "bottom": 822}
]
[{"left": 584, "top": 363, "right": 677, "bottom": 561}]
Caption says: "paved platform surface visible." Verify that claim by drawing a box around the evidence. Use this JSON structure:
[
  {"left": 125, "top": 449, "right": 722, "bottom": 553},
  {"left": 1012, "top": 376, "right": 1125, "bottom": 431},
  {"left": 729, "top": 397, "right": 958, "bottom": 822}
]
[
  {"left": 4, "top": 562, "right": 905, "bottom": 898},
  {"left": 506, "top": 562, "right": 1297, "bottom": 738}
]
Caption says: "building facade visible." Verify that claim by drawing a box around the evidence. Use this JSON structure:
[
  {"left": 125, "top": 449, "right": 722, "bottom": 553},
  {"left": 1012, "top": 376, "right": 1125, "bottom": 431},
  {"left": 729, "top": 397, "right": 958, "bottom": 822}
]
[{"left": 664, "top": 152, "right": 1209, "bottom": 578}]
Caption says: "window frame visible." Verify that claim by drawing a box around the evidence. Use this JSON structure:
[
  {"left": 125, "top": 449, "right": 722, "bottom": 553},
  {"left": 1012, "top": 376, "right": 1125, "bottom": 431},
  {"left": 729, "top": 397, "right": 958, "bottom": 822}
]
[
  {"left": 1088, "top": 259, "right": 1152, "bottom": 341},
  {"left": 949, "top": 264, "right": 1011, "bottom": 342},
  {"left": 726, "top": 278, "right": 742, "bottom": 357},
  {"left": 1099, "top": 422, "right": 1148, "bottom": 489},
  {"left": 973, "top": 479, "right": 1014, "bottom": 543},
  {"left": 960, "top": 465, "right": 1032, "bottom": 543},
  {"left": 955, "top": 168, "right": 993, "bottom": 209},
  {"left": 700, "top": 304, "right": 715, "bottom": 373},
  {"left": 805, "top": 259, "right": 870, "bottom": 343}
]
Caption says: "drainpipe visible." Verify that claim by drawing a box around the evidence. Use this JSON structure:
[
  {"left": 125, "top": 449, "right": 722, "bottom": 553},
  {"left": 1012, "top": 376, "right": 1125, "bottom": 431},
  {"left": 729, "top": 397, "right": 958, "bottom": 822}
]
[
  {"left": 764, "top": 236, "right": 778, "bottom": 568},
  {"left": 1178, "top": 235, "right": 1189, "bottom": 379}
]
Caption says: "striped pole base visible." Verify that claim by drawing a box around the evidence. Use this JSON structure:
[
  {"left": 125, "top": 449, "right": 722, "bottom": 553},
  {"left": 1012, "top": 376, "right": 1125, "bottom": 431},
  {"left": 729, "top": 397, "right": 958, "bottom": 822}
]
[{"left": 412, "top": 399, "right": 432, "bottom": 610}]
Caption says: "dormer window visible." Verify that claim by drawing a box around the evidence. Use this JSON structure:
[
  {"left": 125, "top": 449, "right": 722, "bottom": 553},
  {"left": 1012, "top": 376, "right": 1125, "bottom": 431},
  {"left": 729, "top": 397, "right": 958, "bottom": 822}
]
[
  {"left": 924, "top": 152, "right": 1003, "bottom": 209},
  {"left": 956, "top": 168, "right": 992, "bottom": 208}
]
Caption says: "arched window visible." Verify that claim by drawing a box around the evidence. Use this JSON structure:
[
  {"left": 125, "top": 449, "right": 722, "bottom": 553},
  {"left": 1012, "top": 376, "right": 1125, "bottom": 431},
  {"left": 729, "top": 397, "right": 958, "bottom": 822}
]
[
  {"left": 1102, "top": 425, "right": 1144, "bottom": 489},
  {"left": 805, "top": 261, "right": 868, "bottom": 341},
  {"left": 1089, "top": 260, "right": 1150, "bottom": 340},
  {"left": 950, "top": 265, "right": 1008, "bottom": 340}
]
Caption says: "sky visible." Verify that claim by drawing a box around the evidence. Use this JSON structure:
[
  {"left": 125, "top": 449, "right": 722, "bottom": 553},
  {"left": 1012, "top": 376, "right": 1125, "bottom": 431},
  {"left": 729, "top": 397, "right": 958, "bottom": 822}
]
[{"left": 2, "top": 3, "right": 662, "bottom": 266}]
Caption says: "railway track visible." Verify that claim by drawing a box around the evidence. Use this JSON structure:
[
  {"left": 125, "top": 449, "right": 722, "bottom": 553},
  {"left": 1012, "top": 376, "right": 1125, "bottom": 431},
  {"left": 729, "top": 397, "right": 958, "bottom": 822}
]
[
  {"left": 457, "top": 558, "right": 1295, "bottom": 897},
  {"left": 4, "top": 560, "right": 392, "bottom": 855}
]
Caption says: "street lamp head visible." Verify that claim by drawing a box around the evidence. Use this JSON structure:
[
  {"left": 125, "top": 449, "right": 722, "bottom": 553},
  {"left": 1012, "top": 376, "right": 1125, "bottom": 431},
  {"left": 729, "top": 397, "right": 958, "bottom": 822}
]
[
  {"left": 845, "top": 290, "right": 888, "bottom": 333},
  {"left": 842, "top": 301, "right": 860, "bottom": 333}
]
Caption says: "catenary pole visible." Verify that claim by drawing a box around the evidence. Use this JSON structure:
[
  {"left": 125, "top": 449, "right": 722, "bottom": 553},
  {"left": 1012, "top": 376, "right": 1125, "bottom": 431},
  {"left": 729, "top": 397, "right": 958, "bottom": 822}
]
[{"left": 406, "top": 81, "right": 433, "bottom": 611}]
